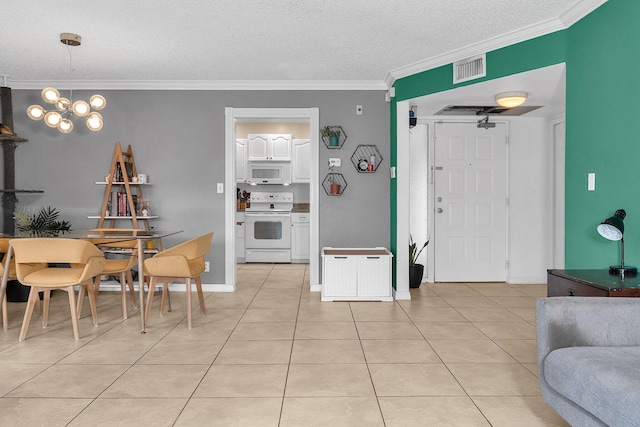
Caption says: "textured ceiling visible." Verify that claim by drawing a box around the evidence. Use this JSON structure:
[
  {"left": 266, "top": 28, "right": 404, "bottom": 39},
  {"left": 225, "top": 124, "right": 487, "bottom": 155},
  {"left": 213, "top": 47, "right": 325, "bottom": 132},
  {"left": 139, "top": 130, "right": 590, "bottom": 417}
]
[{"left": 1, "top": 0, "right": 603, "bottom": 86}]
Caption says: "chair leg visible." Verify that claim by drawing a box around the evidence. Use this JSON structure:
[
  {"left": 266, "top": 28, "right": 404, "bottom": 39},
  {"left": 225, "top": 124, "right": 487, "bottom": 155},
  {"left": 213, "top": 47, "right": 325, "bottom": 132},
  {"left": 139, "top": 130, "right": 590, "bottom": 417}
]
[
  {"left": 66, "top": 286, "right": 80, "bottom": 340},
  {"left": 144, "top": 277, "right": 158, "bottom": 323},
  {"left": 126, "top": 270, "right": 138, "bottom": 308},
  {"left": 119, "top": 272, "right": 128, "bottom": 319},
  {"left": 87, "top": 279, "right": 99, "bottom": 326},
  {"left": 160, "top": 283, "right": 172, "bottom": 315},
  {"left": 35, "top": 296, "right": 42, "bottom": 317},
  {"left": 18, "top": 287, "right": 40, "bottom": 342},
  {"left": 76, "top": 285, "right": 86, "bottom": 319},
  {"left": 42, "top": 290, "right": 51, "bottom": 328},
  {"left": 186, "top": 278, "right": 192, "bottom": 329},
  {"left": 196, "top": 276, "right": 206, "bottom": 316},
  {"left": 2, "top": 295, "right": 7, "bottom": 332}
]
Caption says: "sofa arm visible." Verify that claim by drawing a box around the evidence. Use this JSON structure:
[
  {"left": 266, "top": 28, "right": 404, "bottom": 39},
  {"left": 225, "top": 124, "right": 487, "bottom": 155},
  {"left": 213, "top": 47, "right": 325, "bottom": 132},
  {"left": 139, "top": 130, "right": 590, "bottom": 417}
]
[
  {"left": 536, "top": 297, "right": 640, "bottom": 426},
  {"left": 537, "top": 297, "right": 640, "bottom": 361}
]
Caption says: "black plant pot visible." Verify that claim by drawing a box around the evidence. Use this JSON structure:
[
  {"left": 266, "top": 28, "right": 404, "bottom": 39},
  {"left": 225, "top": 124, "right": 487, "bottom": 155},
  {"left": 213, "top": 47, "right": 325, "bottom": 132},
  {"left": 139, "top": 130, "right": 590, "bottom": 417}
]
[
  {"left": 6, "top": 280, "right": 31, "bottom": 302},
  {"left": 409, "top": 264, "right": 424, "bottom": 288}
]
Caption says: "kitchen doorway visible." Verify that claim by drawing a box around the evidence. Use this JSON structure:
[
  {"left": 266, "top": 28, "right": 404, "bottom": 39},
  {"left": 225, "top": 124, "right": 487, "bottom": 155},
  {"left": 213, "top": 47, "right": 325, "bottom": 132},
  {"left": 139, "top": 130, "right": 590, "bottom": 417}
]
[{"left": 224, "top": 108, "right": 320, "bottom": 291}]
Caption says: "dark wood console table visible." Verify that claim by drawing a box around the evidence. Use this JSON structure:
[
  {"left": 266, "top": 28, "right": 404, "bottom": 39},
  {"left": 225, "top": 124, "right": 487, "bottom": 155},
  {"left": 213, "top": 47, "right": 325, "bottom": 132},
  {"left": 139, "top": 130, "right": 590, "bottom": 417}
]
[{"left": 547, "top": 269, "right": 640, "bottom": 297}]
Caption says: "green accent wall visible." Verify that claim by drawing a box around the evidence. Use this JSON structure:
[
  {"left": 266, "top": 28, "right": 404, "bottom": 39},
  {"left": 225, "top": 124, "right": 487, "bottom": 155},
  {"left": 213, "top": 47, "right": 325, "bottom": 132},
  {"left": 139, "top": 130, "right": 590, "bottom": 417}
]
[
  {"left": 390, "top": 0, "right": 638, "bottom": 274},
  {"left": 390, "top": 100, "right": 398, "bottom": 288},
  {"left": 565, "top": 0, "right": 640, "bottom": 268},
  {"left": 393, "top": 31, "right": 566, "bottom": 102}
]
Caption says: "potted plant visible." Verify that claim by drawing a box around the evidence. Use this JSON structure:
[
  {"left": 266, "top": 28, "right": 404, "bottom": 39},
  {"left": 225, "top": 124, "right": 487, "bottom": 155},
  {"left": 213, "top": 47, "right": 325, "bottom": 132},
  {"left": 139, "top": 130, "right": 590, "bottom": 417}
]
[
  {"left": 409, "top": 235, "right": 429, "bottom": 288},
  {"left": 321, "top": 126, "right": 341, "bottom": 147},
  {"left": 13, "top": 206, "right": 72, "bottom": 237},
  {"left": 328, "top": 175, "right": 341, "bottom": 195}
]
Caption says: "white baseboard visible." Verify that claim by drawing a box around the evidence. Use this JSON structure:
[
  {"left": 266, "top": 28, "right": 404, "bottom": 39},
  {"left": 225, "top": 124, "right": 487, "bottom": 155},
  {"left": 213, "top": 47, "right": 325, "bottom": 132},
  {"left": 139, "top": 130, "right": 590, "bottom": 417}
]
[
  {"left": 393, "top": 289, "right": 411, "bottom": 300},
  {"left": 507, "top": 276, "right": 546, "bottom": 285},
  {"left": 310, "top": 283, "right": 322, "bottom": 293}
]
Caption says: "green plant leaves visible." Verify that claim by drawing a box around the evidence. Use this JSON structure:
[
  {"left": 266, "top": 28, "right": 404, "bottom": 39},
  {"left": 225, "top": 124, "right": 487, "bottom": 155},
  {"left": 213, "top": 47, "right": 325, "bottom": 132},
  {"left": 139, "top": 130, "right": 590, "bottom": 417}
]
[{"left": 13, "top": 206, "right": 72, "bottom": 236}]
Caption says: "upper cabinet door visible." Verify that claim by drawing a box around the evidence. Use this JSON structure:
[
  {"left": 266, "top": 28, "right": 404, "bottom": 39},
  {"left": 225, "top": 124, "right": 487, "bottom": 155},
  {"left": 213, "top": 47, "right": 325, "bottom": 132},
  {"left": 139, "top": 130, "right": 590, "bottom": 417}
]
[
  {"left": 236, "top": 139, "right": 247, "bottom": 182},
  {"left": 247, "top": 134, "right": 269, "bottom": 160},
  {"left": 247, "top": 134, "right": 291, "bottom": 161},
  {"left": 292, "top": 139, "right": 311, "bottom": 183},
  {"left": 270, "top": 134, "right": 292, "bottom": 160}
]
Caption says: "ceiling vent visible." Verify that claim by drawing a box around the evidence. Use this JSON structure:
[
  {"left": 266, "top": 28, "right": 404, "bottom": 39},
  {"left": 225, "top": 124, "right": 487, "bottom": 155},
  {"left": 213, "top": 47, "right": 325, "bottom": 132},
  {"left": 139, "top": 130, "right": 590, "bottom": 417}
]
[{"left": 453, "top": 54, "right": 486, "bottom": 84}]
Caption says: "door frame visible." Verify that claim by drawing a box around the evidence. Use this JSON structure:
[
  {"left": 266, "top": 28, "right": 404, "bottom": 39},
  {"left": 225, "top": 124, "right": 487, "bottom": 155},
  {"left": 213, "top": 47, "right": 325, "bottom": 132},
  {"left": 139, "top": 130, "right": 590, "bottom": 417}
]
[{"left": 224, "top": 107, "right": 320, "bottom": 290}]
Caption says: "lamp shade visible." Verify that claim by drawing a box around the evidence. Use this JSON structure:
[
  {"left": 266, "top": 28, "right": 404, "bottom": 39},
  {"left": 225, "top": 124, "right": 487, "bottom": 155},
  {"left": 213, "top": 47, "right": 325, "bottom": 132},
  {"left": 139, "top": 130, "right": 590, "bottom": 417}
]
[{"left": 597, "top": 209, "right": 626, "bottom": 241}]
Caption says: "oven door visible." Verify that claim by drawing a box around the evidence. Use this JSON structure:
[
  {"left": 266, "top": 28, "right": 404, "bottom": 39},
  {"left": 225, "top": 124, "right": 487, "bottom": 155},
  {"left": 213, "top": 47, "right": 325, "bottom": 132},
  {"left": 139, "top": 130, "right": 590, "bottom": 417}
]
[{"left": 245, "top": 212, "right": 292, "bottom": 249}]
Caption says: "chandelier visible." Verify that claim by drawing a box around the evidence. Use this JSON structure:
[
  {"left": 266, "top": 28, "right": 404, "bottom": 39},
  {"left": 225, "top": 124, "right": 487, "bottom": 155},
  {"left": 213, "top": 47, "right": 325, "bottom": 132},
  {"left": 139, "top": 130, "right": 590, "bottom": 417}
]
[{"left": 26, "top": 33, "right": 105, "bottom": 133}]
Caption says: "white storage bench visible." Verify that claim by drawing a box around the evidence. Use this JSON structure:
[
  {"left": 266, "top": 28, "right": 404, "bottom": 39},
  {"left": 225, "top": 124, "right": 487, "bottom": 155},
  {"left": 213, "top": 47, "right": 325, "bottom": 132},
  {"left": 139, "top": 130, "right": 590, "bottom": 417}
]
[{"left": 321, "top": 247, "right": 393, "bottom": 302}]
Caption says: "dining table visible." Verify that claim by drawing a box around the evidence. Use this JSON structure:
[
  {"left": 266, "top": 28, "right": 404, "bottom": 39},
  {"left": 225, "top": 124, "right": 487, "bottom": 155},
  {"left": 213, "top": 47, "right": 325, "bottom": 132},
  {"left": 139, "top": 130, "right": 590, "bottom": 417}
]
[{"left": 0, "top": 229, "right": 182, "bottom": 334}]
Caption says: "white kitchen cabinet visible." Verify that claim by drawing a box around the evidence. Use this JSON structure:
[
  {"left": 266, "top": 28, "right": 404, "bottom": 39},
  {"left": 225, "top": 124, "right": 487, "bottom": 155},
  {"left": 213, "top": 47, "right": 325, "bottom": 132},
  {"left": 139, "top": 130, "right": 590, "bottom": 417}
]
[
  {"left": 247, "top": 134, "right": 292, "bottom": 161},
  {"left": 236, "top": 139, "right": 247, "bottom": 182},
  {"left": 235, "top": 212, "right": 246, "bottom": 262},
  {"left": 292, "top": 139, "right": 311, "bottom": 183},
  {"left": 291, "top": 212, "right": 310, "bottom": 262},
  {"left": 321, "top": 248, "right": 393, "bottom": 302}
]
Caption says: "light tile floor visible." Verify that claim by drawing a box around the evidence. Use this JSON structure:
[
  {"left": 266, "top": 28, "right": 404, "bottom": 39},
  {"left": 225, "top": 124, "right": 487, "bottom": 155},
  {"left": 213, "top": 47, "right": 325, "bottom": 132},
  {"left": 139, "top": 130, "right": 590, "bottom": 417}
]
[{"left": 0, "top": 264, "right": 570, "bottom": 426}]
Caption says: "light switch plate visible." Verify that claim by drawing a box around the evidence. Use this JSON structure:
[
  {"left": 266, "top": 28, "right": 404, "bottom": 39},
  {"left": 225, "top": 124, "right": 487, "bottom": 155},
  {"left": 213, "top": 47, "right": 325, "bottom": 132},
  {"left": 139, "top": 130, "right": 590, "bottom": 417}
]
[
  {"left": 217, "top": 183, "right": 224, "bottom": 193},
  {"left": 588, "top": 173, "right": 595, "bottom": 191}
]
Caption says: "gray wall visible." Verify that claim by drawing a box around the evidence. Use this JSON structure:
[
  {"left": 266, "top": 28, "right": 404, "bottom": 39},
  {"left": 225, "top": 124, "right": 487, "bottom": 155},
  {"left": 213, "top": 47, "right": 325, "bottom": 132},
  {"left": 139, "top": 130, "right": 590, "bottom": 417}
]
[{"left": 7, "top": 89, "right": 390, "bottom": 284}]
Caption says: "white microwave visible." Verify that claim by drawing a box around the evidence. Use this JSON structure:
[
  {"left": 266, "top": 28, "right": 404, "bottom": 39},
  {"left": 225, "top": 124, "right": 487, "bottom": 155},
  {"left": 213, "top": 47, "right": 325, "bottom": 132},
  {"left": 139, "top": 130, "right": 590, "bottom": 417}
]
[{"left": 246, "top": 162, "right": 291, "bottom": 185}]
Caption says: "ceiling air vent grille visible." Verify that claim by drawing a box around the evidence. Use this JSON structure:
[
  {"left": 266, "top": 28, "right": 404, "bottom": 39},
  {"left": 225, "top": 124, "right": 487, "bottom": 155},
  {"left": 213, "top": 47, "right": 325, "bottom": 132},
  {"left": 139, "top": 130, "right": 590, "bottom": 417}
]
[{"left": 453, "top": 54, "right": 486, "bottom": 84}]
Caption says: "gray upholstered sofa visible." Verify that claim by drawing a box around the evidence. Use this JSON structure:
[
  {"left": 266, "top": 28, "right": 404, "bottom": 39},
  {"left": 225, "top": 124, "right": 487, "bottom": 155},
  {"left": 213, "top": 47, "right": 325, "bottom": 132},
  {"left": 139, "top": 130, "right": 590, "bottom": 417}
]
[{"left": 537, "top": 297, "right": 640, "bottom": 427}]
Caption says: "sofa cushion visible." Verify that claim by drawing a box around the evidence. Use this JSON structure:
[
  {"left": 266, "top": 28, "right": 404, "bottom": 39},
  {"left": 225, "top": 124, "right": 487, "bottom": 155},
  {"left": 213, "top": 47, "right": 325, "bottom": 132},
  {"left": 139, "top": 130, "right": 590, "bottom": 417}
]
[{"left": 544, "top": 346, "right": 640, "bottom": 427}]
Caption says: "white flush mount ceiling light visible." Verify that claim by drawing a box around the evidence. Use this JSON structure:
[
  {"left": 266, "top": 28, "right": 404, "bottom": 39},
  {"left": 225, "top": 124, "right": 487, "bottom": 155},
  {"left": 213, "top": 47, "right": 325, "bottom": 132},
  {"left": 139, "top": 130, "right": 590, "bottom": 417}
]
[
  {"left": 495, "top": 91, "right": 528, "bottom": 108},
  {"left": 27, "top": 33, "right": 106, "bottom": 133}
]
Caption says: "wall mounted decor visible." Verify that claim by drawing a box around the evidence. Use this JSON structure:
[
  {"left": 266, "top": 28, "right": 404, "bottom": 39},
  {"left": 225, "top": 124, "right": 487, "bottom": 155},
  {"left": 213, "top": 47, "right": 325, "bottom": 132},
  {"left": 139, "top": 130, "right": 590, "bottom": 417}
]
[
  {"left": 321, "top": 126, "right": 347, "bottom": 149},
  {"left": 350, "top": 145, "right": 383, "bottom": 172}
]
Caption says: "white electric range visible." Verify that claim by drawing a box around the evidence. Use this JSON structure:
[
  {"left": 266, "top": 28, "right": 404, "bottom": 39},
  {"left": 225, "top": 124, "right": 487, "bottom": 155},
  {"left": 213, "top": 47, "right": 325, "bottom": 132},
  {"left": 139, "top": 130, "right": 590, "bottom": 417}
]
[{"left": 244, "top": 191, "right": 293, "bottom": 263}]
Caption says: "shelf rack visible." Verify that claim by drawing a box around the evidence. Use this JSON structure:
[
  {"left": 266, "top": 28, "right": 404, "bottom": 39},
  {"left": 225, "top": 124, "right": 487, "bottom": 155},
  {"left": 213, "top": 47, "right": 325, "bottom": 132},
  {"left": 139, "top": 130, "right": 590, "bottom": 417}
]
[
  {"left": 321, "top": 126, "right": 347, "bottom": 149},
  {"left": 322, "top": 173, "right": 347, "bottom": 196},
  {"left": 350, "top": 145, "right": 383, "bottom": 172}
]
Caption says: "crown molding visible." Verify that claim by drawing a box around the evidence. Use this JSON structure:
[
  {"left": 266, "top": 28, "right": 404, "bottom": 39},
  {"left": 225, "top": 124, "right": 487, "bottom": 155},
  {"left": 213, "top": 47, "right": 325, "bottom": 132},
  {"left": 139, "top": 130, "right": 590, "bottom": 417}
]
[
  {"left": 385, "top": 0, "right": 608, "bottom": 88},
  {"left": 7, "top": 79, "right": 388, "bottom": 91}
]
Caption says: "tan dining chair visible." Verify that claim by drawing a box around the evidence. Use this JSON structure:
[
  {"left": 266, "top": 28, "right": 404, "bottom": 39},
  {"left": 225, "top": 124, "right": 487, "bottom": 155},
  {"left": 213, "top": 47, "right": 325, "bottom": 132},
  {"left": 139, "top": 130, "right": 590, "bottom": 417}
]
[
  {"left": 78, "top": 229, "right": 139, "bottom": 320},
  {"left": 10, "top": 238, "right": 106, "bottom": 341},
  {"left": 0, "top": 238, "right": 45, "bottom": 331},
  {"left": 144, "top": 232, "right": 213, "bottom": 329}
]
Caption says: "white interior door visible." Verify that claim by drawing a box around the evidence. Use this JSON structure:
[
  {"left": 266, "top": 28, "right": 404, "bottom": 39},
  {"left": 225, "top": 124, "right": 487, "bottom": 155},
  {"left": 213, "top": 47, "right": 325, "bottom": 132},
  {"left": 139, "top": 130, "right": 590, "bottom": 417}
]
[{"left": 434, "top": 122, "right": 507, "bottom": 282}]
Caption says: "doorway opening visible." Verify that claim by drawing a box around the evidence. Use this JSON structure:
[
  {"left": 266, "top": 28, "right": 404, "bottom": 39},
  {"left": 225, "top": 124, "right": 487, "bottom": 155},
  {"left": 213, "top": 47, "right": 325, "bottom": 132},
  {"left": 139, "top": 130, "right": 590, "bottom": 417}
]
[{"left": 224, "top": 108, "right": 320, "bottom": 290}]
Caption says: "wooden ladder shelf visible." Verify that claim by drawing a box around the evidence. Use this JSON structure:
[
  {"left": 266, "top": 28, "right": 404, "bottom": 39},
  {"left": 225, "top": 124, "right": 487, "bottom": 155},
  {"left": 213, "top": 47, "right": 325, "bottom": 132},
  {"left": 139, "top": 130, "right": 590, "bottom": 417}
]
[{"left": 97, "top": 142, "right": 150, "bottom": 230}]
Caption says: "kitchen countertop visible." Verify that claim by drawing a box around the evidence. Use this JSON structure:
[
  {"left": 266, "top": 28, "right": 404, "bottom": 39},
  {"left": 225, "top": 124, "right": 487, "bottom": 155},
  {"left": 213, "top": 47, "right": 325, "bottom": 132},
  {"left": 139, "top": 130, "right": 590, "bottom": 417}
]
[
  {"left": 237, "top": 203, "right": 309, "bottom": 213},
  {"left": 292, "top": 203, "right": 310, "bottom": 213}
]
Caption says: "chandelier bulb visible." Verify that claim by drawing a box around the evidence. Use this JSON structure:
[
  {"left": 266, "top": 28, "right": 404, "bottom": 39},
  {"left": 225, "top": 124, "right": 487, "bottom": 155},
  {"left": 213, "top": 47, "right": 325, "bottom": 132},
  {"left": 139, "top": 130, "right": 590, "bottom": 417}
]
[
  {"left": 72, "top": 100, "right": 90, "bottom": 117},
  {"left": 58, "top": 118, "right": 74, "bottom": 133},
  {"left": 55, "top": 97, "right": 71, "bottom": 111},
  {"left": 41, "top": 87, "right": 60, "bottom": 104},
  {"left": 44, "top": 111, "right": 63, "bottom": 127},
  {"left": 90, "top": 94, "right": 106, "bottom": 110},
  {"left": 27, "top": 105, "right": 45, "bottom": 120},
  {"left": 86, "top": 112, "right": 103, "bottom": 131}
]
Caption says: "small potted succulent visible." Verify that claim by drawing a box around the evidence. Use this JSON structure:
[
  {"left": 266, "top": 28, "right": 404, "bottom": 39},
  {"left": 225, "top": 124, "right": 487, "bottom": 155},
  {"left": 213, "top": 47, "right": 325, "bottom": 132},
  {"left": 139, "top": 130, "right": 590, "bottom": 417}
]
[
  {"left": 321, "top": 126, "right": 341, "bottom": 147},
  {"left": 409, "top": 235, "right": 429, "bottom": 288},
  {"left": 328, "top": 174, "right": 341, "bottom": 195}
]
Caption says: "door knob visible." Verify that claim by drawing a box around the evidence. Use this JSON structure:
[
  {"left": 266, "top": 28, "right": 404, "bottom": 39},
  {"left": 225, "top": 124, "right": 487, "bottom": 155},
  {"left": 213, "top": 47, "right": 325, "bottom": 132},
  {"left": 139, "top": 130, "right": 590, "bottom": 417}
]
[{"left": 437, "top": 208, "right": 443, "bottom": 213}]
